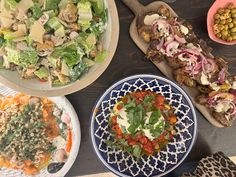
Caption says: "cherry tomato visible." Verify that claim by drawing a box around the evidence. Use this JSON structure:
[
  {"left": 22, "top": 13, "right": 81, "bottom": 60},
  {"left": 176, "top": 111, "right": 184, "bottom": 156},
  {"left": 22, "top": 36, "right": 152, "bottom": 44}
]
[
  {"left": 134, "top": 133, "right": 142, "bottom": 141},
  {"left": 169, "top": 115, "right": 177, "bottom": 124},
  {"left": 143, "top": 144, "right": 154, "bottom": 154},
  {"left": 116, "top": 104, "right": 123, "bottom": 110},
  {"left": 124, "top": 134, "right": 131, "bottom": 140},
  {"left": 111, "top": 116, "right": 117, "bottom": 124},
  {"left": 128, "top": 139, "right": 137, "bottom": 146},
  {"left": 139, "top": 136, "right": 148, "bottom": 145},
  {"left": 155, "top": 94, "right": 165, "bottom": 104}
]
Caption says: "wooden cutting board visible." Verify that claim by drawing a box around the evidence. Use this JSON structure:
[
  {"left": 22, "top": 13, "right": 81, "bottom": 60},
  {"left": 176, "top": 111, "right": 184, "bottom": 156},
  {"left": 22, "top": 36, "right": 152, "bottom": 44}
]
[{"left": 121, "top": 0, "right": 224, "bottom": 127}]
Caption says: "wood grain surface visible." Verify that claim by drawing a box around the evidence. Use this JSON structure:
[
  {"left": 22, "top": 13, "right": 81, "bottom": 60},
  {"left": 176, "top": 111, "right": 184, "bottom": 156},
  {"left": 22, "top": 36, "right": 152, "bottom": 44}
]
[{"left": 65, "top": 0, "right": 236, "bottom": 176}]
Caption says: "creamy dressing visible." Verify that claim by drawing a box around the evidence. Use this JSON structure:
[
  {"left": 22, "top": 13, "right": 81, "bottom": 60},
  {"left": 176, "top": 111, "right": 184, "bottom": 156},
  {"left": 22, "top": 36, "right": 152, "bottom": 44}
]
[
  {"left": 200, "top": 72, "right": 210, "bottom": 85},
  {"left": 144, "top": 14, "right": 160, "bottom": 25}
]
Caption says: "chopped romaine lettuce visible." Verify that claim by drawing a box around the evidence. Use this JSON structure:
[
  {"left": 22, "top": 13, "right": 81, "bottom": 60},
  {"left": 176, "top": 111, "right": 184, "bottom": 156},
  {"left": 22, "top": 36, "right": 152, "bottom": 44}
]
[
  {"left": 77, "top": 1, "right": 93, "bottom": 31},
  {"left": 34, "top": 67, "right": 49, "bottom": 79},
  {"left": 95, "top": 50, "right": 108, "bottom": 63},
  {"left": 47, "top": 17, "right": 64, "bottom": 31},
  {"left": 44, "top": 0, "right": 61, "bottom": 10},
  {"left": 89, "top": 0, "right": 104, "bottom": 15},
  {"left": 69, "top": 61, "right": 87, "bottom": 81},
  {"left": 47, "top": 56, "right": 58, "bottom": 68},
  {"left": 30, "top": 3, "right": 43, "bottom": 19},
  {"left": 55, "top": 26, "right": 65, "bottom": 37},
  {"left": 4, "top": 0, "right": 18, "bottom": 10},
  {"left": 5, "top": 46, "right": 39, "bottom": 67},
  {"left": 52, "top": 44, "right": 82, "bottom": 67}
]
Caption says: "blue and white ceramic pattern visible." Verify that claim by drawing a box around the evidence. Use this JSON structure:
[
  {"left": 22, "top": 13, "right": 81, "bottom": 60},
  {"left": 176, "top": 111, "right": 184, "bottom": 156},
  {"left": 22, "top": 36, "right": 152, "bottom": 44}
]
[{"left": 90, "top": 74, "right": 197, "bottom": 177}]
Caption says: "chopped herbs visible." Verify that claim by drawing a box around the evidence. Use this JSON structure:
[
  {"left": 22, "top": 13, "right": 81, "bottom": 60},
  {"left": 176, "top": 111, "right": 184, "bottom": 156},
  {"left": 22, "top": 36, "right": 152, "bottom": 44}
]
[{"left": 107, "top": 91, "right": 177, "bottom": 158}]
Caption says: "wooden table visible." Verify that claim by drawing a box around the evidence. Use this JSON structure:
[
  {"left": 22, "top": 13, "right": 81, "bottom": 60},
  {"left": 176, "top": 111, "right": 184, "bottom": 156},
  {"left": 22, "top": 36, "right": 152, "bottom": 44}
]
[{"left": 66, "top": 0, "right": 236, "bottom": 176}]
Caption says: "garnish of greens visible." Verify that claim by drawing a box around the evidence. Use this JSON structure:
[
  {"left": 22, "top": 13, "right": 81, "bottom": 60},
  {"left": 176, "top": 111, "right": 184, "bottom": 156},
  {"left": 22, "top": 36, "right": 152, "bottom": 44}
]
[
  {"left": 0, "top": 93, "right": 72, "bottom": 175},
  {"left": 107, "top": 91, "right": 177, "bottom": 158},
  {"left": 0, "top": 0, "right": 108, "bottom": 86}
]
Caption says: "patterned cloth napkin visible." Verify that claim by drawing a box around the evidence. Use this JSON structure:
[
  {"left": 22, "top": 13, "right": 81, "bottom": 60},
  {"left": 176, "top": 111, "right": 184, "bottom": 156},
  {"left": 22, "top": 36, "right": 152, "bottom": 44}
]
[{"left": 181, "top": 152, "right": 236, "bottom": 177}]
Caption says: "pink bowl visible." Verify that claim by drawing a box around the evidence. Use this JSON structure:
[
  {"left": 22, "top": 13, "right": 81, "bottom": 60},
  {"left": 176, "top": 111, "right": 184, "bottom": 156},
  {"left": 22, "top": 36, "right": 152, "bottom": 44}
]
[{"left": 207, "top": 0, "right": 236, "bottom": 45}]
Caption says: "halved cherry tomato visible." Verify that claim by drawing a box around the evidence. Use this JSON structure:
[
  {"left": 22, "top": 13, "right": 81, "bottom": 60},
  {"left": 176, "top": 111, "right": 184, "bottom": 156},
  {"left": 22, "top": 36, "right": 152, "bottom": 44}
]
[
  {"left": 139, "top": 136, "right": 148, "bottom": 145},
  {"left": 169, "top": 115, "right": 177, "bottom": 124},
  {"left": 143, "top": 144, "right": 154, "bottom": 154},
  {"left": 155, "top": 94, "right": 165, "bottom": 104},
  {"left": 111, "top": 116, "right": 117, "bottom": 124},
  {"left": 124, "top": 134, "right": 131, "bottom": 140},
  {"left": 116, "top": 104, "right": 123, "bottom": 110},
  {"left": 128, "top": 139, "right": 137, "bottom": 146}
]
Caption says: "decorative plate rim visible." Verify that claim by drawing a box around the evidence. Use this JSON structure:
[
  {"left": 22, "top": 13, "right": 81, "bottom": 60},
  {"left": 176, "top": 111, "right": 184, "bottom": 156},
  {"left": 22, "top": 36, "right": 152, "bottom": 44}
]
[{"left": 90, "top": 74, "right": 197, "bottom": 177}]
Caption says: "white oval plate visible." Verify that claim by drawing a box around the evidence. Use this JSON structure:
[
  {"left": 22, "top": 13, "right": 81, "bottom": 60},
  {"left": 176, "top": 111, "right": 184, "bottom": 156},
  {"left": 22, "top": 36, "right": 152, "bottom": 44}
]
[{"left": 0, "top": 85, "right": 81, "bottom": 177}]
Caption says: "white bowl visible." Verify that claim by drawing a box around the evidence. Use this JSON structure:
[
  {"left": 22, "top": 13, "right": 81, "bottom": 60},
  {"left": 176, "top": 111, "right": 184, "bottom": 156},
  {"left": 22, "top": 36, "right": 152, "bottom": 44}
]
[{"left": 0, "top": 0, "right": 119, "bottom": 96}]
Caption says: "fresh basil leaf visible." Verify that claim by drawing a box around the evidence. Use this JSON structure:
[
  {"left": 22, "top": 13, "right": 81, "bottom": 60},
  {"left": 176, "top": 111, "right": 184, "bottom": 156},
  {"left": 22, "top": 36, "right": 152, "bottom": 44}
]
[
  {"left": 149, "top": 109, "right": 161, "bottom": 125},
  {"left": 133, "top": 145, "right": 142, "bottom": 158},
  {"left": 124, "top": 98, "right": 136, "bottom": 109},
  {"left": 127, "top": 124, "right": 137, "bottom": 134}
]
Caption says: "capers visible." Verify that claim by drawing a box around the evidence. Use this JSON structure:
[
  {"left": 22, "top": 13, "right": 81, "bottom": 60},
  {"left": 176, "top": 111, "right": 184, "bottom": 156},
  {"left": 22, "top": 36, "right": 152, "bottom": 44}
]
[{"left": 213, "top": 3, "right": 236, "bottom": 42}]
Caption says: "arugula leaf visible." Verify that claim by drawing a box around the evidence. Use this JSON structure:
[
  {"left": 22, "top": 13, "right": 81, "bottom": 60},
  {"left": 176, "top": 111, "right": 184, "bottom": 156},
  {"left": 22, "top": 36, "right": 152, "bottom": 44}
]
[
  {"left": 149, "top": 109, "right": 161, "bottom": 125},
  {"left": 133, "top": 145, "right": 142, "bottom": 158}
]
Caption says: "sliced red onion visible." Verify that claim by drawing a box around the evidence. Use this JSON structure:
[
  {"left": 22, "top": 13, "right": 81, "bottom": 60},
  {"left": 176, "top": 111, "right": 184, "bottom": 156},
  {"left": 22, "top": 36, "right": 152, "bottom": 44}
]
[
  {"left": 174, "top": 34, "right": 186, "bottom": 44},
  {"left": 230, "top": 89, "right": 236, "bottom": 97},
  {"left": 202, "top": 59, "right": 217, "bottom": 74},
  {"left": 165, "top": 41, "right": 179, "bottom": 57},
  {"left": 156, "top": 38, "right": 164, "bottom": 50},
  {"left": 218, "top": 68, "right": 226, "bottom": 84}
]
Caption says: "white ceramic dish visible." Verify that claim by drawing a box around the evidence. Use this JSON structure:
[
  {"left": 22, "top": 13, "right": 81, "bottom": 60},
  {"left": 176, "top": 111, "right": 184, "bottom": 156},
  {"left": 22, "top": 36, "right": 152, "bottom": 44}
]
[
  {"left": 0, "top": 85, "right": 81, "bottom": 177},
  {"left": 0, "top": 0, "right": 119, "bottom": 97}
]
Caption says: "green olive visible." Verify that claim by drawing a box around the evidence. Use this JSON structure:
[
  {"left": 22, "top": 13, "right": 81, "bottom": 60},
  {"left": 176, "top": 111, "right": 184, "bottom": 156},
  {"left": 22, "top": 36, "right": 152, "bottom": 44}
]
[
  {"left": 231, "top": 27, "right": 236, "bottom": 32},
  {"left": 233, "top": 18, "right": 236, "bottom": 24},
  {"left": 215, "top": 19, "right": 220, "bottom": 24},
  {"left": 218, "top": 24, "right": 225, "bottom": 31},
  {"left": 231, "top": 13, "right": 236, "bottom": 18},
  {"left": 228, "top": 22, "right": 234, "bottom": 28},
  {"left": 225, "top": 9, "right": 231, "bottom": 14},
  {"left": 221, "top": 30, "right": 229, "bottom": 36},
  {"left": 227, "top": 18, "right": 233, "bottom": 23},
  {"left": 227, "top": 36, "right": 233, "bottom": 41},
  {"left": 216, "top": 33, "right": 222, "bottom": 38},
  {"left": 218, "top": 8, "right": 224, "bottom": 14},
  {"left": 224, "top": 25, "right": 229, "bottom": 30},
  {"left": 214, "top": 13, "right": 220, "bottom": 19},
  {"left": 228, "top": 3, "right": 234, "bottom": 9},
  {"left": 231, "top": 9, "right": 236, "bottom": 14},
  {"left": 220, "top": 15, "right": 226, "bottom": 20},
  {"left": 232, "top": 33, "right": 236, "bottom": 40},
  {"left": 220, "top": 19, "right": 226, "bottom": 24}
]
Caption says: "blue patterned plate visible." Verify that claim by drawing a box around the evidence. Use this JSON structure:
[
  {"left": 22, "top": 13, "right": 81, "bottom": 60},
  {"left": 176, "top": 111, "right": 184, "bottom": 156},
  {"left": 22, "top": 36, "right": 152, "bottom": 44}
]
[{"left": 90, "top": 74, "right": 197, "bottom": 177}]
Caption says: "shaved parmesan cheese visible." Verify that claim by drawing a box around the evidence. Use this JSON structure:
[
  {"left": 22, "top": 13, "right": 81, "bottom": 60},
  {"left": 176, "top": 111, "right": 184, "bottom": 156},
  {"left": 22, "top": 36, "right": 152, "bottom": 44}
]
[
  {"left": 180, "top": 25, "right": 189, "bottom": 35},
  {"left": 29, "top": 21, "right": 45, "bottom": 44},
  {"left": 144, "top": 14, "right": 160, "bottom": 25}
]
